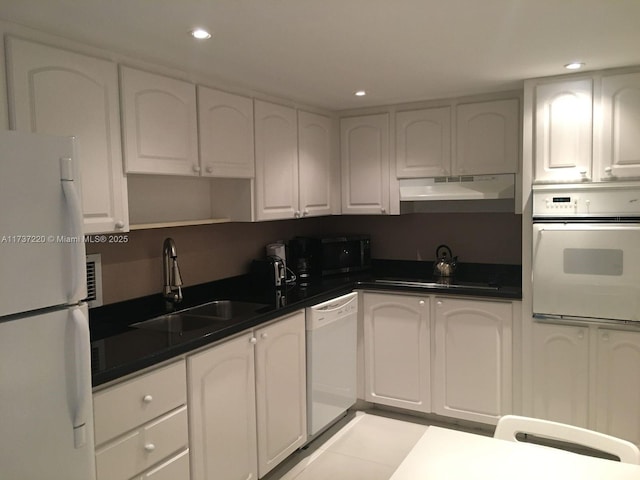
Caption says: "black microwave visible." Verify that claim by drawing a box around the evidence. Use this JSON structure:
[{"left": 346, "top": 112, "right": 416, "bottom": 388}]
[{"left": 289, "top": 234, "right": 371, "bottom": 278}]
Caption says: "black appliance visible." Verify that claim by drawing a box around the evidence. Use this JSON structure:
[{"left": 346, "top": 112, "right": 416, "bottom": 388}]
[
  {"left": 289, "top": 234, "right": 371, "bottom": 279},
  {"left": 251, "top": 257, "right": 286, "bottom": 289}
]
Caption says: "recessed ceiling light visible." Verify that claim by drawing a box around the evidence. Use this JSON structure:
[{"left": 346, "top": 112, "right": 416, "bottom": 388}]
[
  {"left": 564, "top": 62, "right": 585, "bottom": 70},
  {"left": 191, "top": 28, "right": 212, "bottom": 40},
  {"left": 354, "top": 90, "right": 367, "bottom": 97}
]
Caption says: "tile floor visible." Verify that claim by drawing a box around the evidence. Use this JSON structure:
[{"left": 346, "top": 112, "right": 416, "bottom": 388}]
[{"left": 265, "top": 410, "right": 489, "bottom": 480}]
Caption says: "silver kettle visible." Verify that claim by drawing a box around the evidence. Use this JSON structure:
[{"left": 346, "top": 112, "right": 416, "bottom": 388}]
[{"left": 433, "top": 244, "right": 457, "bottom": 277}]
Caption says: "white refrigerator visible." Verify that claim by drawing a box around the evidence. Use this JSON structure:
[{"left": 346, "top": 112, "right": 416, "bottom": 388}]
[{"left": 0, "top": 130, "right": 96, "bottom": 479}]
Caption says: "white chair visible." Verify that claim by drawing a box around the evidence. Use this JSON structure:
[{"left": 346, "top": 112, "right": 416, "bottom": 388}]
[{"left": 494, "top": 415, "right": 640, "bottom": 465}]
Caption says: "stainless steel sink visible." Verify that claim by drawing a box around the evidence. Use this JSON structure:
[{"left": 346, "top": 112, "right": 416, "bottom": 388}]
[
  {"left": 131, "top": 313, "right": 222, "bottom": 333},
  {"left": 130, "top": 300, "right": 270, "bottom": 333},
  {"left": 185, "top": 300, "right": 269, "bottom": 321}
]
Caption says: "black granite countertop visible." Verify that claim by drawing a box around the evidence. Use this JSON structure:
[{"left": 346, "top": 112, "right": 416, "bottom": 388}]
[{"left": 90, "top": 260, "right": 521, "bottom": 387}]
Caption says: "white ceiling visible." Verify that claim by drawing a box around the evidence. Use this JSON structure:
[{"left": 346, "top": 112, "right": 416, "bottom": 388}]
[{"left": 1, "top": 0, "right": 639, "bottom": 110}]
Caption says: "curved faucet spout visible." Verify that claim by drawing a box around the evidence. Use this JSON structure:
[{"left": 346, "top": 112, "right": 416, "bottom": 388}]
[{"left": 163, "top": 238, "right": 183, "bottom": 304}]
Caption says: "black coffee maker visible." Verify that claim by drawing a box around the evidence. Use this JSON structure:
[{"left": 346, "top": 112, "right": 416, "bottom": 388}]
[{"left": 288, "top": 237, "right": 316, "bottom": 285}]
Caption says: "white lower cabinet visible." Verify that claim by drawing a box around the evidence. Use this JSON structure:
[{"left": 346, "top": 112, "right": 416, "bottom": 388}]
[
  {"left": 92, "top": 360, "right": 189, "bottom": 480},
  {"left": 363, "top": 292, "right": 430, "bottom": 412},
  {"left": 432, "top": 297, "right": 512, "bottom": 424},
  {"left": 187, "top": 310, "right": 307, "bottom": 479},
  {"left": 188, "top": 332, "right": 258, "bottom": 480},
  {"left": 531, "top": 321, "right": 589, "bottom": 428},
  {"left": 594, "top": 328, "right": 640, "bottom": 446},
  {"left": 531, "top": 321, "right": 640, "bottom": 446},
  {"left": 255, "top": 313, "right": 308, "bottom": 476}
]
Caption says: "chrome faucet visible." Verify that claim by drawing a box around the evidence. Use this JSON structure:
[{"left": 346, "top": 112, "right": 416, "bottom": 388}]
[{"left": 163, "top": 238, "right": 183, "bottom": 304}]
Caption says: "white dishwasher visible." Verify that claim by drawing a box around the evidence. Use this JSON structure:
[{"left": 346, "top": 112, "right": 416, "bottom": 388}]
[{"left": 306, "top": 291, "right": 358, "bottom": 439}]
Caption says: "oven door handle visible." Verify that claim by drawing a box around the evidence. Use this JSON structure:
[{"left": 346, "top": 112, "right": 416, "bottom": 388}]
[{"left": 531, "top": 228, "right": 546, "bottom": 282}]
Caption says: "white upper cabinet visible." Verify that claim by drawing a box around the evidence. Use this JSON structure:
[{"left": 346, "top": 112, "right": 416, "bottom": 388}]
[
  {"left": 298, "top": 110, "right": 334, "bottom": 218},
  {"left": 197, "top": 86, "right": 255, "bottom": 178},
  {"left": 533, "top": 78, "right": 593, "bottom": 183},
  {"left": 254, "top": 100, "right": 299, "bottom": 220},
  {"left": 598, "top": 72, "right": 640, "bottom": 180},
  {"left": 120, "top": 66, "right": 199, "bottom": 176},
  {"left": 455, "top": 99, "right": 519, "bottom": 175},
  {"left": 6, "top": 37, "right": 129, "bottom": 234},
  {"left": 340, "top": 114, "right": 390, "bottom": 214},
  {"left": 396, "top": 107, "right": 451, "bottom": 177}
]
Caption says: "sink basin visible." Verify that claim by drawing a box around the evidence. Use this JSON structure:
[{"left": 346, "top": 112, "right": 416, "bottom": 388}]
[
  {"left": 185, "top": 300, "right": 270, "bottom": 321},
  {"left": 131, "top": 313, "right": 222, "bottom": 333},
  {"left": 130, "top": 300, "right": 270, "bottom": 333}
]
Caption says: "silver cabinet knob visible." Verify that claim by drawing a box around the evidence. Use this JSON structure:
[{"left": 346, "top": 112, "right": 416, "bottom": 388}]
[
  {"left": 261, "top": 333, "right": 268, "bottom": 340},
  {"left": 205, "top": 165, "right": 213, "bottom": 174},
  {"left": 192, "top": 164, "right": 201, "bottom": 173},
  {"left": 250, "top": 337, "right": 257, "bottom": 345},
  {"left": 115, "top": 220, "right": 125, "bottom": 229},
  {"left": 381, "top": 207, "right": 386, "bottom": 214},
  {"left": 144, "top": 443, "right": 156, "bottom": 453},
  {"left": 142, "top": 394, "right": 153, "bottom": 404}
]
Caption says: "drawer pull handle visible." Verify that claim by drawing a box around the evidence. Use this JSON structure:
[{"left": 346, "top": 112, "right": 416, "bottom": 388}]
[
  {"left": 144, "top": 443, "right": 156, "bottom": 453},
  {"left": 143, "top": 395, "right": 153, "bottom": 404}
]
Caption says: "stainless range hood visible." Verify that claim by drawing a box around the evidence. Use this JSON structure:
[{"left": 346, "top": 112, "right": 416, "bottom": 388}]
[{"left": 399, "top": 174, "right": 515, "bottom": 213}]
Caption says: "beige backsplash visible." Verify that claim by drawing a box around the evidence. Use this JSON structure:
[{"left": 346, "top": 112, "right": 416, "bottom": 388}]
[{"left": 88, "top": 212, "right": 522, "bottom": 305}]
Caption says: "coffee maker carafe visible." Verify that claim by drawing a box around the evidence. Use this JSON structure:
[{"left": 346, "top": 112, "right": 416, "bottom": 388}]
[{"left": 289, "top": 237, "right": 315, "bottom": 285}]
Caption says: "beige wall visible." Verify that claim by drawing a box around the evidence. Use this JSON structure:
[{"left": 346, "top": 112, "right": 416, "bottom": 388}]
[{"left": 88, "top": 213, "right": 521, "bottom": 305}]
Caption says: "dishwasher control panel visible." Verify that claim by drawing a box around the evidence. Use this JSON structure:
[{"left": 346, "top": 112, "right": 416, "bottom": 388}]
[{"left": 306, "top": 292, "right": 358, "bottom": 329}]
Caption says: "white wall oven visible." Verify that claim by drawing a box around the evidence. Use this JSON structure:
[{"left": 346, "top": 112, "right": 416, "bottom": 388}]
[{"left": 532, "top": 184, "right": 640, "bottom": 323}]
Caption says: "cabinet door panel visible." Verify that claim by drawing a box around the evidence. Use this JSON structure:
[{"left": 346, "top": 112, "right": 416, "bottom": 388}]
[
  {"left": 198, "top": 86, "right": 254, "bottom": 178},
  {"left": 455, "top": 99, "right": 519, "bottom": 175},
  {"left": 6, "top": 37, "right": 128, "bottom": 233},
  {"left": 595, "top": 329, "right": 640, "bottom": 446},
  {"left": 340, "top": 114, "right": 389, "bottom": 214},
  {"left": 120, "top": 66, "right": 198, "bottom": 175},
  {"left": 396, "top": 107, "right": 451, "bottom": 177},
  {"left": 255, "top": 312, "right": 306, "bottom": 477},
  {"left": 298, "top": 110, "right": 333, "bottom": 217},
  {"left": 254, "top": 100, "right": 299, "bottom": 220},
  {"left": 139, "top": 449, "right": 189, "bottom": 480},
  {"left": 433, "top": 298, "right": 512, "bottom": 424},
  {"left": 534, "top": 79, "right": 592, "bottom": 183},
  {"left": 532, "top": 322, "right": 589, "bottom": 427},
  {"left": 363, "top": 293, "right": 430, "bottom": 412},
  {"left": 187, "top": 333, "right": 258, "bottom": 480},
  {"left": 600, "top": 73, "right": 640, "bottom": 180}
]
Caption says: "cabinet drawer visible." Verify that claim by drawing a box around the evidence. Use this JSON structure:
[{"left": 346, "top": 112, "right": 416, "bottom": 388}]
[
  {"left": 96, "top": 406, "right": 188, "bottom": 480},
  {"left": 137, "top": 448, "right": 190, "bottom": 480},
  {"left": 94, "top": 360, "right": 186, "bottom": 445}
]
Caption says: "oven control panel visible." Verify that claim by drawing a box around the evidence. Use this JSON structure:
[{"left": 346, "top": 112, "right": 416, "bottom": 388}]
[{"left": 532, "top": 185, "right": 640, "bottom": 217}]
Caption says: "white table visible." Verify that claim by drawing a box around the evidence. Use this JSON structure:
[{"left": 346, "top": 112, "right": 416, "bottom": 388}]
[{"left": 390, "top": 426, "right": 640, "bottom": 479}]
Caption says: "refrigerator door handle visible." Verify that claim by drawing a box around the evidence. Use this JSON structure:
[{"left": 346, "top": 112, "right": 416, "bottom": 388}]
[
  {"left": 60, "top": 157, "right": 86, "bottom": 304},
  {"left": 70, "top": 307, "right": 91, "bottom": 448}
]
